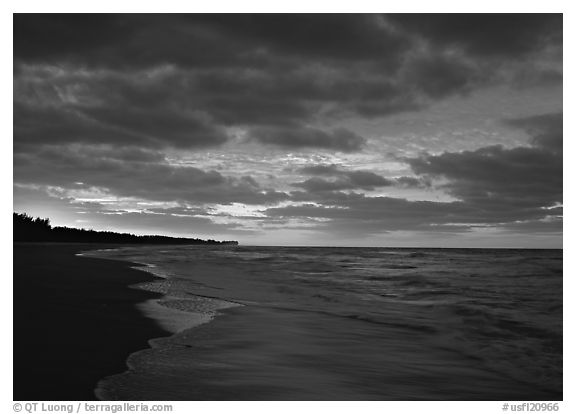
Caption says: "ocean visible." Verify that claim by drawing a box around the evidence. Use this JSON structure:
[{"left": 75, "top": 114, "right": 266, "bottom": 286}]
[{"left": 81, "top": 246, "right": 562, "bottom": 400}]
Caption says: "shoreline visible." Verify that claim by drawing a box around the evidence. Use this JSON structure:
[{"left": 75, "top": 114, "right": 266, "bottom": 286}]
[
  {"left": 95, "top": 300, "right": 563, "bottom": 401},
  {"left": 13, "top": 243, "right": 172, "bottom": 400},
  {"left": 14, "top": 243, "right": 562, "bottom": 401},
  {"left": 90, "top": 247, "right": 562, "bottom": 401}
]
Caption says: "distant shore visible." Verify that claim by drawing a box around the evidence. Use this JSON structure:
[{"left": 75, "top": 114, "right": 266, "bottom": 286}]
[{"left": 13, "top": 243, "right": 170, "bottom": 400}]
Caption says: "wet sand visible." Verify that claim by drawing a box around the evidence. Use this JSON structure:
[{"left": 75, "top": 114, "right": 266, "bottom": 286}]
[{"left": 13, "top": 243, "right": 169, "bottom": 400}]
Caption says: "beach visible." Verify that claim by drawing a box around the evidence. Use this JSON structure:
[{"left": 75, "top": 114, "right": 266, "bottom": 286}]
[
  {"left": 14, "top": 244, "right": 563, "bottom": 401},
  {"left": 13, "top": 243, "right": 169, "bottom": 400}
]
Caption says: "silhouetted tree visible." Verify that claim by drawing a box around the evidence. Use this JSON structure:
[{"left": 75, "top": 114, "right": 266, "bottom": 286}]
[{"left": 13, "top": 212, "right": 238, "bottom": 245}]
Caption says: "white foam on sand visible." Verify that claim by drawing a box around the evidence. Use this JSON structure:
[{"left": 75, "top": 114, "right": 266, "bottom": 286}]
[
  {"left": 94, "top": 267, "right": 242, "bottom": 400},
  {"left": 131, "top": 263, "right": 174, "bottom": 280},
  {"left": 82, "top": 248, "right": 242, "bottom": 337},
  {"left": 135, "top": 297, "right": 214, "bottom": 334},
  {"left": 135, "top": 290, "right": 243, "bottom": 335},
  {"left": 127, "top": 265, "right": 243, "bottom": 335}
]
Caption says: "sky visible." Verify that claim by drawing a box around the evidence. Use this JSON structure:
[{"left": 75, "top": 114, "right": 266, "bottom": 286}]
[{"left": 12, "top": 14, "right": 563, "bottom": 248}]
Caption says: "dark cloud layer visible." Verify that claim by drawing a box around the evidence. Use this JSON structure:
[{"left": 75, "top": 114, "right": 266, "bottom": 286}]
[
  {"left": 388, "top": 14, "right": 562, "bottom": 58},
  {"left": 15, "top": 14, "right": 562, "bottom": 66},
  {"left": 13, "top": 100, "right": 229, "bottom": 151},
  {"left": 408, "top": 113, "right": 562, "bottom": 210},
  {"left": 14, "top": 14, "right": 562, "bottom": 152},
  {"left": 14, "top": 144, "right": 288, "bottom": 206},
  {"left": 294, "top": 164, "right": 392, "bottom": 191},
  {"left": 13, "top": 14, "right": 563, "bottom": 242},
  {"left": 266, "top": 192, "right": 508, "bottom": 234},
  {"left": 294, "top": 164, "right": 425, "bottom": 191},
  {"left": 251, "top": 127, "right": 366, "bottom": 152},
  {"left": 14, "top": 14, "right": 408, "bottom": 67},
  {"left": 267, "top": 113, "right": 563, "bottom": 235},
  {"left": 505, "top": 113, "right": 562, "bottom": 154}
]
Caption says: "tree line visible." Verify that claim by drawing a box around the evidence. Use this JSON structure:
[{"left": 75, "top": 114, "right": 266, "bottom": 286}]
[{"left": 13, "top": 212, "right": 238, "bottom": 245}]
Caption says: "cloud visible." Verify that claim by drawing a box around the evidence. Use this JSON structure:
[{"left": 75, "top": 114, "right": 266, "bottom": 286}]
[
  {"left": 293, "top": 164, "right": 393, "bottom": 191},
  {"left": 15, "top": 14, "right": 561, "bottom": 70},
  {"left": 292, "top": 176, "right": 389, "bottom": 192},
  {"left": 294, "top": 164, "right": 425, "bottom": 191},
  {"left": 12, "top": 15, "right": 563, "bottom": 244},
  {"left": 407, "top": 113, "right": 562, "bottom": 210},
  {"left": 401, "top": 54, "right": 477, "bottom": 99},
  {"left": 264, "top": 193, "right": 474, "bottom": 234},
  {"left": 14, "top": 144, "right": 289, "bottom": 206},
  {"left": 268, "top": 113, "right": 562, "bottom": 236},
  {"left": 13, "top": 15, "right": 409, "bottom": 68},
  {"left": 394, "top": 176, "right": 431, "bottom": 188},
  {"left": 388, "top": 14, "right": 562, "bottom": 58},
  {"left": 298, "top": 164, "right": 343, "bottom": 176},
  {"left": 267, "top": 188, "right": 560, "bottom": 236},
  {"left": 15, "top": 64, "right": 372, "bottom": 152},
  {"left": 14, "top": 14, "right": 563, "bottom": 148},
  {"left": 14, "top": 15, "right": 249, "bottom": 69},
  {"left": 13, "top": 66, "right": 231, "bottom": 150},
  {"left": 195, "top": 14, "right": 411, "bottom": 62},
  {"left": 504, "top": 113, "right": 562, "bottom": 154},
  {"left": 14, "top": 103, "right": 230, "bottom": 151},
  {"left": 250, "top": 126, "right": 366, "bottom": 152}
]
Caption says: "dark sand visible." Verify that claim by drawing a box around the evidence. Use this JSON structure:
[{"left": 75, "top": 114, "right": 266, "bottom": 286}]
[{"left": 13, "top": 243, "right": 169, "bottom": 401}]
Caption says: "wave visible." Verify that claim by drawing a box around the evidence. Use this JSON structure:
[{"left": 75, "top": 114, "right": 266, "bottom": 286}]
[{"left": 88, "top": 245, "right": 562, "bottom": 400}]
